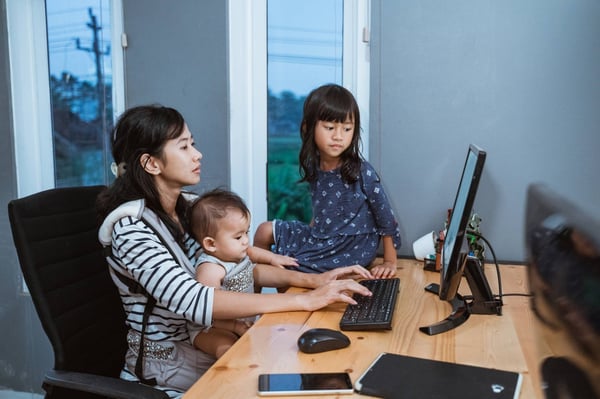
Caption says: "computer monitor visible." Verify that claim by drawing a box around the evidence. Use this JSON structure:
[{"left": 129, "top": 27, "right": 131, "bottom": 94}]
[
  {"left": 420, "top": 144, "right": 502, "bottom": 336},
  {"left": 525, "top": 183, "right": 600, "bottom": 398}
]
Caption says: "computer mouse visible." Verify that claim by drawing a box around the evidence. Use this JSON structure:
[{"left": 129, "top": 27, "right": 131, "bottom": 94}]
[{"left": 297, "top": 328, "right": 350, "bottom": 354}]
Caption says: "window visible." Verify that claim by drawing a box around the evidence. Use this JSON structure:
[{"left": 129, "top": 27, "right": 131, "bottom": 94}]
[
  {"left": 228, "top": 0, "right": 370, "bottom": 235},
  {"left": 267, "top": 0, "right": 343, "bottom": 222},
  {"left": 7, "top": 0, "right": 124, "bottom": 197},
  {"left": 46, "top": 1, "right": 116, "bottom": 186}
]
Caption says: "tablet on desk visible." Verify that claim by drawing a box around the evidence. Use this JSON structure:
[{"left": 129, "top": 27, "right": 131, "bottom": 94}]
[{"left": 355, "top": 353, "right": 522, "bottom": 399}]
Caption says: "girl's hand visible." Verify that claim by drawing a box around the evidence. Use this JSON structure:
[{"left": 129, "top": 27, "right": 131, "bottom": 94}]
[
  {"left": 315, "top": 265, "right": 373, "bottom": 286},
  {"left": 369, "top": 260, "right": 397, "bottom": 279},
  {"left": 300, "top": 279, "right": 372, "bottom": 311},
  {"left": 270, "top": 254, "right": 299, "bottom": 269}
]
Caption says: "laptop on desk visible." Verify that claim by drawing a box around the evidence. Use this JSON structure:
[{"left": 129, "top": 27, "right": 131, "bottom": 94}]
[{"left": 355, "top": 352, "right": 522, "bottom": 399}]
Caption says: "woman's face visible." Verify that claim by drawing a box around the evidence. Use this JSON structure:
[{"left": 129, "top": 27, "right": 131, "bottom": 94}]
[{"left": 153, "top": 124, "right": 203, "bottom": 188}]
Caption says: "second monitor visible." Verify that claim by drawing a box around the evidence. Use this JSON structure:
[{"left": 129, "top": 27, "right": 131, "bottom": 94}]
[{"left": 420, "top": 144, "right": 503, "bottom": 336}]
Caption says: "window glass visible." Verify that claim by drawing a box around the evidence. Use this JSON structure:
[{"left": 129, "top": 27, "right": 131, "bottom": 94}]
[
  {"left": 267, "top": 0, "right": 343, "bottom": 222},
  {"left": 46, "top": 0, "right": 114, "bottom": 187}
]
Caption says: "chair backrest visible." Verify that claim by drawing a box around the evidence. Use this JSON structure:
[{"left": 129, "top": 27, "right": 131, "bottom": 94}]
[{"left": 8, "top": 186, "right": 128, "bottom": 378}]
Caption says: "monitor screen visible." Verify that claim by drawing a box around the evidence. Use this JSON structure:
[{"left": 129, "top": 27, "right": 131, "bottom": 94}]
[
  {"left": 439, "top": 144, "right": 487, "bottom": 301},
  {"left": 525, "top": 183, "right": 600, "bottom": 398},
  {"left": 419, "top": 144, "right": 501, "bottom": 336}
]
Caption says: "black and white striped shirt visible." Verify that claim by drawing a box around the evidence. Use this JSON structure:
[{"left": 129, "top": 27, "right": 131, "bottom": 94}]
[{"left": 108, "top": 215, "right": 214, "bottom": 342}]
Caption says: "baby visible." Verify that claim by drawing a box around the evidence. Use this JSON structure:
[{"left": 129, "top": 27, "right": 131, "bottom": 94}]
[{"left": 188, "top": 188, "right": 256, "bottom": 358}]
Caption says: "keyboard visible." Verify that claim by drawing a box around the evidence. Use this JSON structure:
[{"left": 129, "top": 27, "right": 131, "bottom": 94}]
[{"left": 339, "top": 278, "right": 400, "bottom": 331}]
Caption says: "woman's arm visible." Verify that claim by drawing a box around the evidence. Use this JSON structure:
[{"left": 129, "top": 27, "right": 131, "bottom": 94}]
[
  {"left": 252, "top": 263, "right": 372, "bottom": 289},
  {"left": 211, "top": 278, "right": 372, "bottom": 319},
  {"left": 111, "top": 217, "right": 215, "bottom": 327},
  {"left": 113, "top": 217, "right": 371, "bottom": 324}
]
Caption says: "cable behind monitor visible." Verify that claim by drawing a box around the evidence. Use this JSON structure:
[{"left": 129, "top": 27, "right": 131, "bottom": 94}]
[{"left": 420, "top": 255, "right": 503, "bottom": 336}]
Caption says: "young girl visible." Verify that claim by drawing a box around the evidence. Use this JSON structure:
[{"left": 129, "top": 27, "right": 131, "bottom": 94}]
[
  {"left": 254, "top": 84, "right": 402, "bottom": 279},
  {"left": 96, "top": 105, "right": 373, "bottom": 397}
]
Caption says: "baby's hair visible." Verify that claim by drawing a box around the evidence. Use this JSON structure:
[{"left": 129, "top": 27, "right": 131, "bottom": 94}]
[
  {"left": 299, "top": 84, "right": 362, "bottom": 184},
  {"left": 190, "top": 188, "right": 250, "bottom": 241}
]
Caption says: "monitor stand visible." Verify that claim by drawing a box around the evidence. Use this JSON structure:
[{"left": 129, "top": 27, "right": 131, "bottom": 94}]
[{"left": 419, "top": 256, "right": 503, "bottom": 336}]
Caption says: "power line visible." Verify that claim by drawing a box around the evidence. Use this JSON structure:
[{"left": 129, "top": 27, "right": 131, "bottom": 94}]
[{"left": 74, "top": 7, "right": 109, "bottom": 121}]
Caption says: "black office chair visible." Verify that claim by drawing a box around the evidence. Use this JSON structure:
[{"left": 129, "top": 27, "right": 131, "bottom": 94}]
[{"left": 8, "top": 186, "right": 168, "bottom": 399}]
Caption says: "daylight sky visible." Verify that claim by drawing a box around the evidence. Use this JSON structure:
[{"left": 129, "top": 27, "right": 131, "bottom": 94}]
[{"left": 47, "top": 0, "right": 344, "bottom": 96}]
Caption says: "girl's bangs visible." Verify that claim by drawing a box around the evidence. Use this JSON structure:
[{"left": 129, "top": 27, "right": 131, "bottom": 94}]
[{"left": 318, "top": 98, "right": 355, "bottom": 123}]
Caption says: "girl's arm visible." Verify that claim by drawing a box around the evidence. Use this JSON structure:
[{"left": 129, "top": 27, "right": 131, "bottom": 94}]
[
  {"left": 360, "top": 162, "right": 402, "bottom": 249},
  {"left": 369, "top": 235, "right": 398, "bottom": 279}
]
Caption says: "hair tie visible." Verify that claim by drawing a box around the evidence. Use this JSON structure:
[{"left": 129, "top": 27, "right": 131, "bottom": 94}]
[{"left": 110, "top": 161, "right": 127, "bottom": 178}]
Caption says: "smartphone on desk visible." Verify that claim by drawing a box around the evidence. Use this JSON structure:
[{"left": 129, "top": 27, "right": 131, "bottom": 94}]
[{"left": 257, "top": 372, "right": 354, "bottom": 396}]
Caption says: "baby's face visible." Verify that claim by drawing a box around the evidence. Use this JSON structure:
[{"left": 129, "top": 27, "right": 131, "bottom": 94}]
[{"left": 211, "top": 208, "right": 250, "bottom": 263}]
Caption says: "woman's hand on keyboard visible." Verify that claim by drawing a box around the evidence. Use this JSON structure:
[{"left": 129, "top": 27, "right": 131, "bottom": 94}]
[{"left": 301, "top": 279, "right": 373, "bottom": 310}]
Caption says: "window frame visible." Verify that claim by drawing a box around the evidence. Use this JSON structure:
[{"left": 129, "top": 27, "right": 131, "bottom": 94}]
[
  {"left": 6, "top": 0, "right": 125, "bottom": 198},
  {"left": 228, "top": 0, "right": 371, "bottom": 237}
]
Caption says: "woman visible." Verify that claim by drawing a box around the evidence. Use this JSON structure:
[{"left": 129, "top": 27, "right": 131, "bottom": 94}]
[{"left": 96, "top": 104, "right": 372, "bottom": 397}]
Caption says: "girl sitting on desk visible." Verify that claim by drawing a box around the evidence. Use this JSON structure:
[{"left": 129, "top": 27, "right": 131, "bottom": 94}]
[{"left": 254, "top": 84, "right": 402, "bottom": 278}]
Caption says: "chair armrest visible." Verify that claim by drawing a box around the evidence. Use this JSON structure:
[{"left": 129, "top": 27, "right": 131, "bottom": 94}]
[{"left": 44, "top": 369, "right": 170, "bottom": 399}]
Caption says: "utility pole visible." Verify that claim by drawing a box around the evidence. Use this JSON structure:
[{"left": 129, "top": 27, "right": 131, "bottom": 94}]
[{"left": 75, "top": 7, "right": 110, "bottom": 122}]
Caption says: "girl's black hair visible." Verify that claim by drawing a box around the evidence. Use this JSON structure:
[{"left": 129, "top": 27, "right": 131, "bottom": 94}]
[
  {"left": 298, "top": 84, "right": 362, "bottom": 184},
  {"left": 96, "top": 104, "right": 190, "bottom": 244}
]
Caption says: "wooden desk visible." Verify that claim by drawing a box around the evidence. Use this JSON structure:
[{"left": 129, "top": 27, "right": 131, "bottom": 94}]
[{"left": 184, "top": 259, "right": 542, "bottom": 398}]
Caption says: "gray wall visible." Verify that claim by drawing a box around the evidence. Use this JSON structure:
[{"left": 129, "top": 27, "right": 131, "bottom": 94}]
[
  {"left": 0, "top": 0, "right": 53, "bottom": 394},
  {"left": 122, "top": 0, "right": 229, "bottom": 192},
  {"left": 370, "top": 0, "right": 600, "bottom": 262}
]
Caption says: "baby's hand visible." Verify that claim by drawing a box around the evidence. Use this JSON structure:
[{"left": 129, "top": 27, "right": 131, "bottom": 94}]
[
  {"left": 270, "top": 254, "right": 299, "bottom": 268},
  {"left": 233, "top": 320, "right": 253, "bottom": 337}
]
